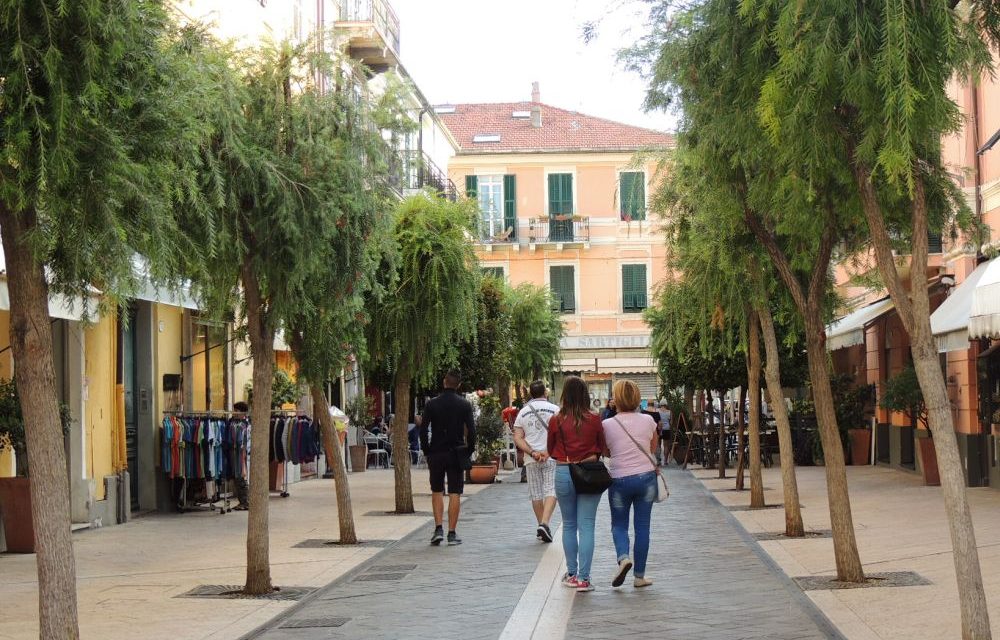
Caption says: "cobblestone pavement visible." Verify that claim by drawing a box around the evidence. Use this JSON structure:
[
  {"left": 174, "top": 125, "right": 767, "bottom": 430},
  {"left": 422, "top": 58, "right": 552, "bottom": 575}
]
[
  {"left": 246, "top": 467, "right": 841, "bottom": 640},
  {"left": 565, "top": 467, "right": 841, "bottom": 640},
  {"left": 247, "top": 477, "right": 560, "bottom": 640}
]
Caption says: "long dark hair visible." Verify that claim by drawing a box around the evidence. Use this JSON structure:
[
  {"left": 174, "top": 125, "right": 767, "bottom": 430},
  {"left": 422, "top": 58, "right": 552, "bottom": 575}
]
[{"left": 559, "top": 376, "right": 592, "bottom": 433}]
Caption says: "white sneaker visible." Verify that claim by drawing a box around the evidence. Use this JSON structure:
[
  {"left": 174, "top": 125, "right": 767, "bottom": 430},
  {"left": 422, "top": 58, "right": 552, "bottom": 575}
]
[{"left": 634, "top": 577, "right": 653, "bottom": 588}]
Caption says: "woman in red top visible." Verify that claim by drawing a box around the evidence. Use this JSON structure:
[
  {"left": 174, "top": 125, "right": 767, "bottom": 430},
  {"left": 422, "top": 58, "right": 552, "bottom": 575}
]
[{"left": 547, "top": 376, "right": 606, "bottom": 593}]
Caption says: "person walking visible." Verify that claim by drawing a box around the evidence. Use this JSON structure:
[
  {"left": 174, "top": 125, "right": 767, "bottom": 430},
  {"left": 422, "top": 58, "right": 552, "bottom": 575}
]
[
  {"left": 513, "top": 380, "right": 559, "bottom": 543},
  {"left": 603, "top": 379, "right": 660, "bottom": 588},
  {"left": 419, "top": 369, "right": 476, "bottom": 546},
  {"left": 657, "top": 401, "right": 672, "bottom": 465},
  {"left": 548, "top": 376, "right": 607, "bottom": 593}
]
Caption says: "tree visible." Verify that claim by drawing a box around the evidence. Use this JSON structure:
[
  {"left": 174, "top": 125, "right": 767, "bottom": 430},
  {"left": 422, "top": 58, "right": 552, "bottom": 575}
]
[
  {"left": 507, "top": 283, "right": 564, "bottom": 389},
  {"left": 631, "top": 0, "right": 864, "bottom": 578},
  {"left": 748, "top": 0, "right": 997, "bottom": 631},
  {"left": 455, "top": 276, "right": 512, "bottom": 392},
  {"left": 0, "top": 4, "right": 223, "bottom": 635},
  {"left": 365, "top": 193, "right": 480, "bottom": 513}
]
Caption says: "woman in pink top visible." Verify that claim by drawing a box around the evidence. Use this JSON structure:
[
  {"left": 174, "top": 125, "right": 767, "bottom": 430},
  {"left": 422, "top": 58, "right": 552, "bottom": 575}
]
[{"left": 602, "top": 379, "right": 659, "bottom": 588}]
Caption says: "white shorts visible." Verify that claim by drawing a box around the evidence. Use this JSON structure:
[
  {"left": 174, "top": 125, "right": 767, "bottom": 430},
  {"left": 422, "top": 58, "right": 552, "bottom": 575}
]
[{"left": 526, "top": 458, "right": 557, "bottom": 501}]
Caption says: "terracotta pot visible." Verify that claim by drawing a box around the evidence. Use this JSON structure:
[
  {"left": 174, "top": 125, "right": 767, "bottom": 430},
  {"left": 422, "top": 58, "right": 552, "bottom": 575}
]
[
  {"left": 348, "top": 444, "right": 368, "bottom": 473},
  {"left": 918, "top": 437, "right": 940, "bottom": 486},
  {"left": 0, "top": 477, "right": 34, "bottom": 553},
  {"left": 848, "top": 429, "right": 871, "bottom": 466},
  {"left": 469, "top": 464, "right": 497, "bottom": 484}
]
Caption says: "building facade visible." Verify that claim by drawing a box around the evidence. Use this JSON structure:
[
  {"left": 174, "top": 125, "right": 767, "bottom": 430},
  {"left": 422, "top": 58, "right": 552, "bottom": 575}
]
[{"left": 439, "top": 86, "right": 672, "bottom": 407}]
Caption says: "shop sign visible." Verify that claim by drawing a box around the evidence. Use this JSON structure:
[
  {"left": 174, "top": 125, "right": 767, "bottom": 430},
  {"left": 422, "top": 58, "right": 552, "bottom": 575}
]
[{"left": 560, "top": 334, "right": 651, "bottom": 350}]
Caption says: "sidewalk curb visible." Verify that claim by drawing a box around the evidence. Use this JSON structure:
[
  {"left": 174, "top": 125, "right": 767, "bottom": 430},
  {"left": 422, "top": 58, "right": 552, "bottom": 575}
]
[
  {"left": 685, "top": 467, "right": 847, "bottom": 640},
  {"left": 238, "top": 482, "right": 501, "bottom": 640}
]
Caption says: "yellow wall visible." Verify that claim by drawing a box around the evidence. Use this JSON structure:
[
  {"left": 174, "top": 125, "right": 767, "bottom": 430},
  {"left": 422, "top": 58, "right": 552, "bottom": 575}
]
[
  {"left": 0, "top": 310, "right": 13, "bottom": 477},
  {"left": 84, "top": 314, "right": 116, "bottom": 500},
  {"left": 155, "top": 304, "right": 184, "bottom": 417}
]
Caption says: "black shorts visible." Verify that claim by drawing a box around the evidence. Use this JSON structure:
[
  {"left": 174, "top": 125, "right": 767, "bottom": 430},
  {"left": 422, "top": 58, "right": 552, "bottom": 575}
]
[{"left": 428, "top": 451, "right": 464, "bottom": 495}]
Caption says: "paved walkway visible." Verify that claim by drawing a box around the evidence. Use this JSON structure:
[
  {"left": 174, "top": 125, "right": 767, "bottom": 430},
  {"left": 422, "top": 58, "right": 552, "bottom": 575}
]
[{"left": 246, "top": 467, "right": 839, "bottom": 640}]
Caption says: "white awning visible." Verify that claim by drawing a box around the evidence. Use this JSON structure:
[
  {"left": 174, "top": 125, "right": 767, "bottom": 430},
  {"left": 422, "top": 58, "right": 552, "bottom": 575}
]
[
  {"left": 969, "top": 258, "right": 1000, "bottom": 340},
  {"left": 559, "top": 357, "right": 657, "bottom": 374},
  {"left": 131, "top": 256, "right": 199, "bottom": 310},
  {"left": 0, "top": 282, "right": 98, "bottom": 322},
  {"left": 826, "top": 297, "right": 894, "bottom": 351},
  {"left": 930, "top": 259, "right": 993, "bottom": 352}
]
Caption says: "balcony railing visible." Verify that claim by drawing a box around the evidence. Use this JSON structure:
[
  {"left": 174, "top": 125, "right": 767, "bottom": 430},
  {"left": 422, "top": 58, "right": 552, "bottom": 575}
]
[
  {"left": 338, "top": 0, "right": 401, "bottom": 55},
  {"left": 528, "top": 216, "right": 591, "bottom": 244},
  {"left": 479, "top": 217, "right": 517, "bottom": 244},
  {"left": 384, "top": 149, "right": 457, "bottom": 201},
  {"left": 623, "top": 292, "right": 648, "bottom": 313}
]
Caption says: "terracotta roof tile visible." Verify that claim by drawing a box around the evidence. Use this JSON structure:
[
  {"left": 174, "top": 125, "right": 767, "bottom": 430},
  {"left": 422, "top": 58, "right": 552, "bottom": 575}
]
[{"left": 437, "top": 102, "right": 674, "bottom": 154}]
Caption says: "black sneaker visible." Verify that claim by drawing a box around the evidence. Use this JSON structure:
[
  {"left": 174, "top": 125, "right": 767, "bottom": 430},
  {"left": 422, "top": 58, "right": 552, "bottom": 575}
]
[
  {"left": 538, "top": 523, "right": 553, "bottom": 543},
  {"left": 447, "top": 531, "right": 462, "bottom": 546},
  {"left": 430, "top": 527, "right": 444, "bottom": 546}
]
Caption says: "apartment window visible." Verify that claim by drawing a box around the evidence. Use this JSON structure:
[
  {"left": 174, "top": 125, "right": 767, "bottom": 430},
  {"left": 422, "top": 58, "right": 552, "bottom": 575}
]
[
  {"left": 548, "top": 173, "right": 574, "bottom": 241},
  {"left": 620, "top": 171, "right": 646, "bottom": 221},
  {"left": 482, "top": 266, "right": 504, "bottom": 279},
  {"left": 478, "top": 175, "right": 504, "bottom": 237},
  {"left": 550, "top": 266, "right": 576, "bottom": 314},
  {"left": 622, "top": 264, "right": 648, "bottom": 313}
]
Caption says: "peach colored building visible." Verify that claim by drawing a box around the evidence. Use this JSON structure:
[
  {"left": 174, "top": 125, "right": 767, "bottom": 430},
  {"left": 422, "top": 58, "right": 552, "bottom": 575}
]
[
  {"left": 439, "top": 85, "right": 673, "bottom": 407},
  {"left": 827, "top": 68, "right": 1000, "bottom": 487}
]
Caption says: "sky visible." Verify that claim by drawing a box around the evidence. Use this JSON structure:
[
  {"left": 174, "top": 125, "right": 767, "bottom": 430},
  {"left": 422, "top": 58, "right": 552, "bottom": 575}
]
[{"left": 389, "top": 0, "right": 677, "bottom": 132}]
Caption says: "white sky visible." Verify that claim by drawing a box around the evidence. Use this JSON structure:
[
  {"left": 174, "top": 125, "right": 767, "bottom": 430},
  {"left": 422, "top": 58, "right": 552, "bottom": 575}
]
[{"left": 389, "top": 0, "right": 677, "bottom": 132}]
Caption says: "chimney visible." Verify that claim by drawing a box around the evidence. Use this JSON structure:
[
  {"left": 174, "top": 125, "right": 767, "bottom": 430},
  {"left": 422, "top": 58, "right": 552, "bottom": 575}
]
[
  {"left": 531, "top": 104, "right": 542, "bottom": 128},
  {"left": 531, "top": 81, "right": 540, "bottom": 103}
]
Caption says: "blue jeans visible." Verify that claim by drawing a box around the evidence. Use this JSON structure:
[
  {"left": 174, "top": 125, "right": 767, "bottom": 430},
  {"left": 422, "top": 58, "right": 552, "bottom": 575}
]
[
  {"left": 609, "top": 471, "right": 657, "bottom": 577},
  {"left": 555, "top": 465, "right": 602, "bottom": 581}
]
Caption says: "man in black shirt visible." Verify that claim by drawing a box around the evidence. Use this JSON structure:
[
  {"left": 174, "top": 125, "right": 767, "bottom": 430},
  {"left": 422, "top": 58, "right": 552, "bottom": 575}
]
[{"left": 419, "top": 369, "right": 476, "bottom": 546}]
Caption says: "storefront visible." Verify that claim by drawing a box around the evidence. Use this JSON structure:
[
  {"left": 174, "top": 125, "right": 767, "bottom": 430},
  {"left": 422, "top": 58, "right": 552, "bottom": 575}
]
[{"left": 555, "top": 334, "right": 659, "bottom": 408}]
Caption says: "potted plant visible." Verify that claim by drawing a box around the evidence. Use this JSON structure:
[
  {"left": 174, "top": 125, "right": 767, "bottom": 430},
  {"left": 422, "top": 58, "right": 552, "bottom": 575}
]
[
  {"left": 0, "top": 378, "right": 71, "bottom": 552},
  {"left": 832, "top": 374, "right": 876, "bottom": 466},
  {"left": 880, "top": 365, "right": 938, "bottom": 485},
  {"left": 344, "top": 393, "right": 374, "bottom": 473},
  {"left": 470, "top": 394, "right": 504, "bottom": 483}
]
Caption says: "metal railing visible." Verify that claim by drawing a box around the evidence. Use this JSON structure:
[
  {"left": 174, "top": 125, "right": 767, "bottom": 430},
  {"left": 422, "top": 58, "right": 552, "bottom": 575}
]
[
  {"left": 528, "top": 216, "right": 591, "bottom": 243},
  {"left": 479, "top": 216, "right": 517, "bottom": 243},
  {"left": 338, "top": 0, "right": 401, "bottom": 54},
  {"left": 390, "top": 149, "right": 457, "bottom": 201}
]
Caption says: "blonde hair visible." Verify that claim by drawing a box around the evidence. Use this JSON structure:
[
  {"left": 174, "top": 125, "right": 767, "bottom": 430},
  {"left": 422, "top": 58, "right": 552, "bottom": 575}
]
[{"left": 612, "top": 379, "right": 642, "bottom": 413}]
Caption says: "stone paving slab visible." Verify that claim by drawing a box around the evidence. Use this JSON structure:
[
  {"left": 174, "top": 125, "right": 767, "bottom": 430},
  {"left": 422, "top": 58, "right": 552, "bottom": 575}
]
[
  {"left": 564, "top": 467, "right": 841, "bottom": 640},
  {"left": 246, "top": 480, "right": 560, "bottom": 640}
]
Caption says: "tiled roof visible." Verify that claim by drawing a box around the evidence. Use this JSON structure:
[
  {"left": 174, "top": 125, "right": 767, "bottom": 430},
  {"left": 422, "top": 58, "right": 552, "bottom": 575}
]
[{"left": 436, "top": 102, "right": 674, "bottom": 154}]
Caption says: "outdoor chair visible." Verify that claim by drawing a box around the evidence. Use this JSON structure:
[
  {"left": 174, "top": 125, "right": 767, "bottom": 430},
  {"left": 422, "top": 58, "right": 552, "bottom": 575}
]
[{"left": 364, "top": 433, "right": 390, "bottom": 469}]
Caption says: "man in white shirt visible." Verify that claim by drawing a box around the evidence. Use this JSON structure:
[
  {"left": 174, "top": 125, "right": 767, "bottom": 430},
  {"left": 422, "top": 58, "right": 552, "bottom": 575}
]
[{"left": 513, "top": 380, "right": 559, "bottom": 542}]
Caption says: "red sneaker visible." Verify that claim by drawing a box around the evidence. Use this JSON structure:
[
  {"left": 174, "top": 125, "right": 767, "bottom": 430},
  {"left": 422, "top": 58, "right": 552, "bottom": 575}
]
[
  {"left": 561, "top": 574, "right": 579, "bottom": 588},
  {"left": 576, "top": 579, "right": 594, "bottom": 592}
]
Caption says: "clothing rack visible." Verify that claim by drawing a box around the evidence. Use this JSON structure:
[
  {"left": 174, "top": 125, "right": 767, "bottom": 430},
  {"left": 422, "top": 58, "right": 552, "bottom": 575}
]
[
  {"left": 267, "top": 411, "right": 322, "bottom": 499},
  {"left": 161, "top": 413, "right": 250, "bottom": 514}
]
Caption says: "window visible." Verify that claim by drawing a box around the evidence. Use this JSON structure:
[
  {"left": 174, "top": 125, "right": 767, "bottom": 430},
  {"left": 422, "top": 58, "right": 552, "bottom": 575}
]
[
  {"left": 620, "top": 171, "right": 646, "bottom": 221},
  {"left": 550, "top": 266, "right": 576, "bottom": 314},
  {"left": 482, "top": 266, "right": 504, "bottom": 279},
  {"left": 622, "top": 264, "right": 648, "bottom": 313},
  {"left": 478, "top": 175, "right": 504, "bottom": 238},
  {"left": 189, "top": 319, "right": 229, "bottom": 411},
  {"left": 548, "top": 173, "right": 574, "bottom": 241}
]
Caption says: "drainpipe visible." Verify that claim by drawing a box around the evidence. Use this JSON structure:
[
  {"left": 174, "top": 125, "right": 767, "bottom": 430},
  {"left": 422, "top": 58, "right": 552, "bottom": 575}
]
[{"left": 972, "top": 78, "right": 983, "bottom": 224}]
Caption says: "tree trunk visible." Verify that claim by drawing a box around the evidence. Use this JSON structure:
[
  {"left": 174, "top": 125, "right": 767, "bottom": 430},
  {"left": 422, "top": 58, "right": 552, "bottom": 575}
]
[
  {"left": 854, "top": 165, "right": 990, "bottom": 637},
  {"left": 392, "top": 373, "right": 414, "bottom": 513},
  {"left": 747, "top": 310, "right": 765, "bottom": 509},
  {"left": 717, "top": 390, "right": 727, "bottom": 479},
  {"left": 804, "top": 305, "right": 864, "bottom": 582},
  {"left": 499, "top": 377, "right": 511, "bottom": 409},
  {"left": 0, "top": 207, "right": 80, "bottom": 639},
  {"left": 736, "top": 386, "right": 746, "bottom": 490},
  {"left": 757, "top": 304, "right": 804, "bottom": 537},
  {"left": 241, "top": 260, "right": 275, "bottom": 595},
  {"left": 309, "top": 384, "right": 357, "bottom": 544}
]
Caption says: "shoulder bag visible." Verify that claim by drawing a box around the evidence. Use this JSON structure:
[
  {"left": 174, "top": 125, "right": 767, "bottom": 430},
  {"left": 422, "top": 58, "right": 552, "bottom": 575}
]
[
  {"left": 558, "top": 419, "right": 612, "bottom": 494},
  {"left": 612, "top": 416, "right": 669, "bottom": 503}
]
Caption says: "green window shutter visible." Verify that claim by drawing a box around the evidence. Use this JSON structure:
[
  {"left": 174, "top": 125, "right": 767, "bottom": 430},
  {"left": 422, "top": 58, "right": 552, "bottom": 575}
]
[
  {"left": 550, "top": 266, "right": 576, "bottom": 313},
  {"left": 623, "top": 265, "right": 647, "bottom": 312},
  {"left": 548, "top": 173, "right": 573, "bottom": 215},
  {"left": 465, "top": 175, "right": 478, "bottom": 198},
  {"left": 503, "top": 174, "right": 517, "bottom": 239},
  {"left": 620, "top": 172, "right": 645, "bottom": 221}
]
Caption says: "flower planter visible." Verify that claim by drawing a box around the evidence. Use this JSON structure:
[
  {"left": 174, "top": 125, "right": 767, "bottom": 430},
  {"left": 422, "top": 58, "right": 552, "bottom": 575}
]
[
  {"left": 0, "top": 477, "right": 34, "bottom": 553},
  {"left": 348, "top": 444, "right": 368, "bottom": 473},
  {"left": 469, "top": 464, "right": 497, "bottom": 484},
  {"left": 918, "top": 436, "right": 940, "bottom": 486},
  {"left": 848, "top": 429, "right": 871, "bottom": 466}
]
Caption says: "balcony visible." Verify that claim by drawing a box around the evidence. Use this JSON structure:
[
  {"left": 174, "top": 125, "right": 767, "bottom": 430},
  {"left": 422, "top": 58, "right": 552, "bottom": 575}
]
[
  {"left": 528, "top": 216, "right": 591, "bottom": 245},
  {"left": 478, "top": 217, "right": 517, "bottom": 245},
  {"left": 335, "top": 0, "right": 401, "bottom": 73},
  {"left": 386, "top": 149, "right": 457, "bottom": 201}
]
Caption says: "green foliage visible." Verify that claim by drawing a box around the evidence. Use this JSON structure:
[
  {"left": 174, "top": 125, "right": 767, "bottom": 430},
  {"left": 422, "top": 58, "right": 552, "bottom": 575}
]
[
  {"left": 507, "top": 283, "right": 564, "bottom": 385},
  {"left": 244, "top": 368, "right": 301, "bottom": 409},
  {"left": 831, "top": 374, "right": 876, "bottom": 431},
  {"left": 0, "top": 379, "right": 71, "bottom": 476},
  {"left": 474, "top": 394, "right": 506, "bottom": 464},
  {"left": 880, "top": 365, "right": 929, "bottom": 430},
  {"left": 364, "top": 194, "right": 480, "bottom": 386},
  {"left": 344, "top": 393, "right": 375, "bottom": 437},
  {"left": 455, "top": 276, "right": 512, "bottom": 391}
]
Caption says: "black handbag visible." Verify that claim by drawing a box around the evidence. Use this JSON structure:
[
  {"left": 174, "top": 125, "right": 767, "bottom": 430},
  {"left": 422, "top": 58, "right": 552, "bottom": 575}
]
[{"left": 558, "top": 421, "right": 612, "bottom": 494}]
